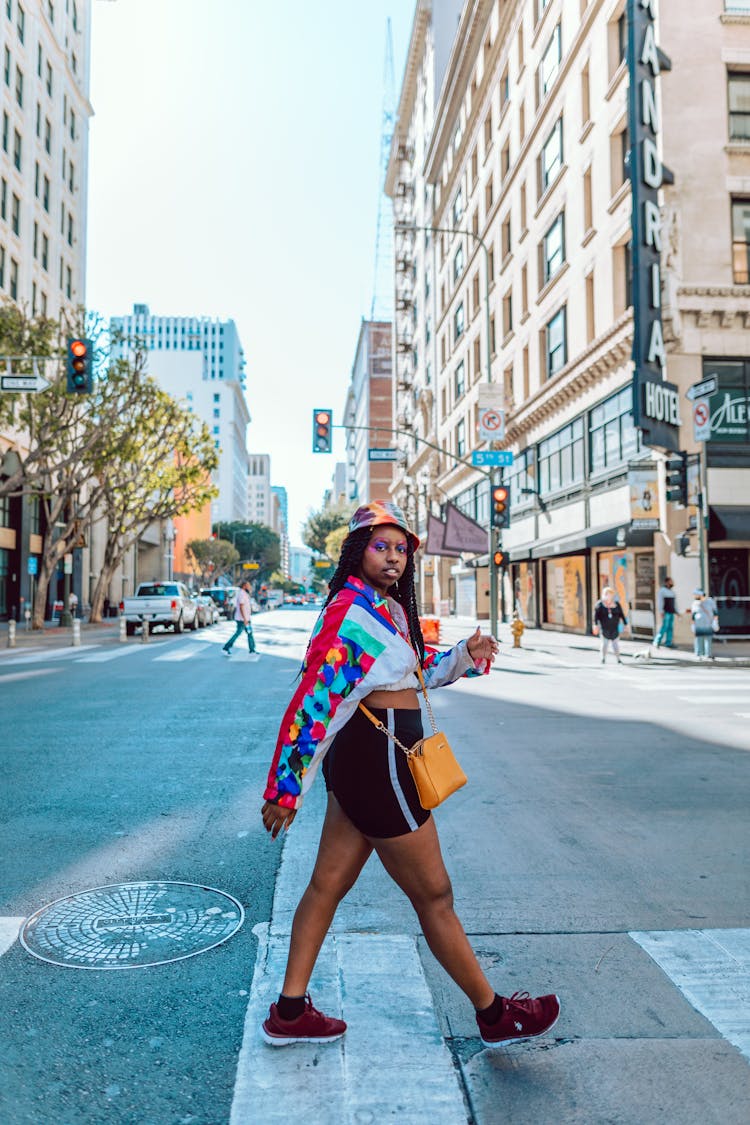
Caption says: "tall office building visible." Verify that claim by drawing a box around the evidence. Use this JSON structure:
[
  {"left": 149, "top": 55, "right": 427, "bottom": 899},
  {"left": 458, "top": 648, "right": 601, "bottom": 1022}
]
[
  {"left": 0, "top": 0, "right": 92, "bottom": 316},
  {"left": 343, "top": 319, "right": 395, "bottom": 504},
  {"left": 111, "top": 305, "right": 250, "bottom": 525},
  {"left": 248, "top": 454, "right": 271, "bottom": 525}
]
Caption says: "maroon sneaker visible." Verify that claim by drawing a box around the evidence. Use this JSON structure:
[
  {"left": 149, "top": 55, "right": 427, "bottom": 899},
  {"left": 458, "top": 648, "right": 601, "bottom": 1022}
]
[
  {"left": 477, "top": 991, "right": 560, "bottom": 1047},
  {"left": 261, "top": 993, "right": 347, "bottom": 1046}
]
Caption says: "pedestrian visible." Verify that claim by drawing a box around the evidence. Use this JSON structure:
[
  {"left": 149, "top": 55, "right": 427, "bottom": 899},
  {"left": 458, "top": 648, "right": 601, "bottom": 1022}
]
[
  {"left": 687, "top": 588, "right": 718, "bottom": 660},
  {"left": 68, "top": 591, "right": 79, "bottom": 618},
  {"left": 259, "top": 501, "right": 560, "bottom": 1049},
  {"left": 221, "top": 579, "right": 256, "bottom": 657},
  {"left": 593, "top": 586, "right": 628, "bottom": 664},
  {"left": 653, "top": 576, "right": 677, "bottom": 648}
]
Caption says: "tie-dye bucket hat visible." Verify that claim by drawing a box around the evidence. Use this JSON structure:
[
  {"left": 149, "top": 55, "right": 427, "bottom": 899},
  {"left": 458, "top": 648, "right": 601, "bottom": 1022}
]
[{"left": 348, "top": 501, "right": 420, "bottom": 549}]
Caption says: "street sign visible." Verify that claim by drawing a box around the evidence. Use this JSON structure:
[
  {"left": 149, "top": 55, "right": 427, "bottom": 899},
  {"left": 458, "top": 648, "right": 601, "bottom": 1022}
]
[
  {"left": 693, "top": 399, "right": 711, "bottom": 443},
  {"left": 368, "top": 448, "right": 399, "bottom": 461},
  {"left": 314, "top": 559, "right": 331, "bottom": 568},
  {"left": 1, "top": 373, "right": 51, "bottom": 393},
  {"left": 242, "top": 562, "right": 259, "bottom": 570},
  {"left": 27, "top": 556, "right": 38, "bottom": 575},
  {"left": 478, "top": 408, "right": 505, "bottom": 442},
  {"left": 686, "top": 376, "right": 718, "bottom": 401},
  {"left": 471, "top": 450, "right": 514, "bottom": 467}
]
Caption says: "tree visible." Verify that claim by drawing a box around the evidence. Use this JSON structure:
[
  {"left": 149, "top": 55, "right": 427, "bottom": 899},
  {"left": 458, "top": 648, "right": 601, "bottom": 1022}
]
[
  {"left": 302, "top": 502, "right": 353, "bottom": 556},
  {"left": 185, "top": 539, "right": 239, "bottom": 586},
  {"left": 88, "top": 361, "right": 219, "bottom": 622},
  {"left": 324, "top": 525, "right": 349, "bottom": 565},
  {"left": 211, "top": 521, "right": 280, "bottom": 586}
]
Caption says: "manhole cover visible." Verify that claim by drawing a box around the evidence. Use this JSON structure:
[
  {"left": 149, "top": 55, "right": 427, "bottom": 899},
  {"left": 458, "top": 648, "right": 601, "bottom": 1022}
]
[{"left": 20, "top": 881, "right": 244, "bottom": 969}]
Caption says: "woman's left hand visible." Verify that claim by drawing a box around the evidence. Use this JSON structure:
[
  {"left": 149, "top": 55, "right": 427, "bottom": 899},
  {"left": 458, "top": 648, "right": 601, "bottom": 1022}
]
[{"left": 466, "top": 626, "right": 499, "bottom": 663}]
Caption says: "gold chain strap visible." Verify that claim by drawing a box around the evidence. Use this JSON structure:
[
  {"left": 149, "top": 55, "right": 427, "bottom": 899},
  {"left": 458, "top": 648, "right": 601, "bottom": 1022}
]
[{"left": 358, "top": 657, "right": 437, "bottom": 757}]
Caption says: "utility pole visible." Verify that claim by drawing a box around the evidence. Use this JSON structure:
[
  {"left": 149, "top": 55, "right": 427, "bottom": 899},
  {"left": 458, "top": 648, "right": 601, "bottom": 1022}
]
[{"left": 394, "top": 222, "right": 500, "bottom": 637}]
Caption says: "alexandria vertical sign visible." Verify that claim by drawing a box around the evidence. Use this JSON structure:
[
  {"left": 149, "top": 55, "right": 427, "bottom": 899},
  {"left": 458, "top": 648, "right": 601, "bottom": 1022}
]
[{"left": 627, "top": 0, "right": 679, "bottom": 451}]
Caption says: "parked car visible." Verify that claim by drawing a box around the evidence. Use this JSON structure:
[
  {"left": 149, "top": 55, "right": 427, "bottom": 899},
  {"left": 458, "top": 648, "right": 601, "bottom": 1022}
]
[
  {"left": 121, "top": 582, "right": 199, "bottom": 635},
  {"left": 199, "top": 586, "right": 238, "bottom": 619},
  {"left": 193, "top": 594, "right": 219, "bottom": 627}
]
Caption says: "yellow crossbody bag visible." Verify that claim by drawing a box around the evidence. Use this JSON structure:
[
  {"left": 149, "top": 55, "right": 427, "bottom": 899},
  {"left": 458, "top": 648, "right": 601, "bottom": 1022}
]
[{"left": 358, "top": 663, "right": 467, "bottom": 809}]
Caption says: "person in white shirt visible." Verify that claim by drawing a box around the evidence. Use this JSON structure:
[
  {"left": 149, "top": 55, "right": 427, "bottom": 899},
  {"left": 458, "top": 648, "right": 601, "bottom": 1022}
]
[
  {"left": 687, "top": 588, "right": 718, "bottom": 660},
  {"left": 221, "top": 580, "right": 256, "bottom": 656}
]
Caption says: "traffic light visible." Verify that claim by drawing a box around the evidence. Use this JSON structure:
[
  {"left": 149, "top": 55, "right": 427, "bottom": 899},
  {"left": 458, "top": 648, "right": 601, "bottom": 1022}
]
[
  {"left": 312, "top": 408, "right": 332, "bottom": 453},
  {"left": 490, "top": 484, "right": 510, "bottom": 530},
  {"left": 492, "top": 549, "right": 507, "bottom": 569},
  {"left": 66, "top": 337, "right": 93, "bottom": 394},
  {"left": 665, "top": 451, "right": 688, "bottom": 506}
]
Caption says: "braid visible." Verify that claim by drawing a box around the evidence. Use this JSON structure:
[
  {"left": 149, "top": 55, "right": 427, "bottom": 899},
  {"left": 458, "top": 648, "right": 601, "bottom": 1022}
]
[{"left": 324, "top": 527, "right": 425, "bottom": 665}]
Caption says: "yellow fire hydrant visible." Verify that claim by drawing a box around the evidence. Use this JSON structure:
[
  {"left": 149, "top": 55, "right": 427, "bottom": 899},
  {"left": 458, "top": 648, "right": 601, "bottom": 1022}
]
[{"left": 511, "top": 613, "right": 525, "bottom": 649}]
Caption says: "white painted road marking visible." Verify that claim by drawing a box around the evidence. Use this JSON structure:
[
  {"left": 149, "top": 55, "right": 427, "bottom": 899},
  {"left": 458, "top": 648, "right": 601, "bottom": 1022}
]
[
  {"left": 0, "top": 645, "right": 100, "bottom": 664},
  {"left": 0, "top": 668, "right": 63, "bottom": 684},
  {"left": 631, "top": 929, "right": 750, "bottom": 1061},
  {"left": 0, "top": 918, "right": 24, "bottom": 957},
  {"left": 75, "top": 646, "right": 157, "bottom": 663},
  {"left": 153, "top": 647, "right": 202, "bottom": 662},
  {"left": 678, "top": 696, "right": 750, "bottom": 705}
]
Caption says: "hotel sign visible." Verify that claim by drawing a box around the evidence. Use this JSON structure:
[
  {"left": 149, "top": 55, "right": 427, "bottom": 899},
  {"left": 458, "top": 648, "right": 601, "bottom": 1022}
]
[{"left": 627, "top": 0, "right": 677, "bottom": 451}]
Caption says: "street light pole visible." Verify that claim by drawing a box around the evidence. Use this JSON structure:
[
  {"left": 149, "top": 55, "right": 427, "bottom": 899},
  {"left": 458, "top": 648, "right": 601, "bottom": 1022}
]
[{"left": 395, "top": 222, "right": 500, "bottom": 638}]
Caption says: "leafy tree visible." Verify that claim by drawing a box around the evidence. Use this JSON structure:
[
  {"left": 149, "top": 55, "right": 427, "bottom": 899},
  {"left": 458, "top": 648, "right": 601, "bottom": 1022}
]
[
  {"left": 324, "top": 525, "right": 349, "bottom": 565},
  {"left": 186, "top": 539, "right": 239, "bottom": 586},
  {"left": 302, "top": 502, "right": 353, "bottom": 556},
  {"left": 211, "top": 521, "right": 280, "bottom": 585}
]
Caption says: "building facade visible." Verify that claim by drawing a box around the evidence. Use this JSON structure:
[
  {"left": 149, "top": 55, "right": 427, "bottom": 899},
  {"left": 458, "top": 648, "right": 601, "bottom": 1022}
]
[
  {"left": 0, "top": 0, "right": 93, "bottom": 619},
  {"left": 343, "top": 319, "right": 395, "bottom": 505},
  {"left": 389, "top": 0, "right": 750, "bottom": 635},
  {"left": 111, "top": 305, "right": 250, "bottom": 526}
]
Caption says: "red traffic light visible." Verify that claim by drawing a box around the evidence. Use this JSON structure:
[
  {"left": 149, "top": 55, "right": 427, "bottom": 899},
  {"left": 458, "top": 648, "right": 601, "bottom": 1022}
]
[
  {"left": 70, "top": 339, "right": 87, "bottom": 357},
  {"left": 492, "top": 486, "right": 508, "bottom": 504},
  {"left": 493, "top": 550, "right": 507, "bottom": 568}
]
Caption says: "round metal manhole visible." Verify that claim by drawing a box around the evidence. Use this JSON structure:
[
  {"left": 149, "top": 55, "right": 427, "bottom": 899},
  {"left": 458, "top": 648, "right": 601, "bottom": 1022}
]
[{"left": 20, "top": 881, "right": 245, "bottom": 970}]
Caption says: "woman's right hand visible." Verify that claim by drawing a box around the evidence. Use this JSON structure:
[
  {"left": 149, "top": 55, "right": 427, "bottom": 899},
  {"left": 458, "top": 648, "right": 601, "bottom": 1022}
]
[{"left": 261, "top": 800, "right": 296, "bottom": 840}]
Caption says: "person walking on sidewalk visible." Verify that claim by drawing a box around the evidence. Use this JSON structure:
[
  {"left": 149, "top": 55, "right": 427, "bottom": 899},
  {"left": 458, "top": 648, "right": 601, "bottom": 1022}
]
[
  {"left": 688, "top": 588, "right": 718, "bottom": 660},
  {"left": 653, "top": 577, "right": 677, "bottom": 649},
  {"left": 259, "top": 501, "right": 560, "bottom": 1049},
  {"left": 593, "top": 586, "right": 628, "bottom": 664},
  {"left": 222, "top": 580, "right": 256, "bottom": 657}
]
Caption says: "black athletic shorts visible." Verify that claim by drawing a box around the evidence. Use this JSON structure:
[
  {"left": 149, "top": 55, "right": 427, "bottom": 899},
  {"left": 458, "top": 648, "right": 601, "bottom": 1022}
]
[{"left": 322, "top": 705, "right": 431, "bottom": 838}]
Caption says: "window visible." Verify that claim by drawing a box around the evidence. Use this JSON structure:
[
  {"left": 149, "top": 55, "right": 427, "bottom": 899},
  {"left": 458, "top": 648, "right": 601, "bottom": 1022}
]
[
  {"left": 41, "top": 232, "right": 48, "bottom": 269},
  {"left": 0, "top": 245, "right": 4, "bottom": 289},
  {"left": 70, "top": 108, "right": 75, "bottom": 141},
  {"left": 590, "top": 386, "right": 641, "bottom": 473},
  {"left": 453, "top": 243, "right": 464, "bottom": 282},
  {"left": 536, "top": 0, "right": 551, "bottom": 23},
  {"left": 540, "top": 118, "right": 563, "bottom": 194},
  {"left": 454, "top": 302, "right": 465, "bottom": 342},
  {"left": 545, "top": 306, "right": 567, "bottom": 378},
  {"left": 539, "top": 24, "right": 561, "bottom": 102},
  {"left": 583, "top": 166, "right": 593, "bottom": 233},
  {"left": 539, "top": 420, "right": 584, "bottom": 496},
  {"left": 13, "top": 129, "right": 21, "bottom": 171},
  {"left": 521, "top": 263, "right": 529, "bottom": 317},
  {"left": 454, "top": 360, "right": 465, "bottom": 399},
  {"left": 610, "top": 124, "right": 629, "bottom": 195},
  {"left": 472, "top": 271, "right": 480, "bottom": 314},
  {"left": 66, "top": 264, "right": 71, "bottom": 299},
  {"left": 519, "top": 98, "right": 526, "bottom": 142},
  {"left": 508, "top": 448, "right": 536, "bottom": 507},
  {"left": 15, "top": 66, "right": 22, "bottom": 107},
  {"left": 586, "top": 270, "right": 595, "bottom": 342},
  {"left": 37, "top": 43, "right": 42, "bottom": 78},
  {"left": 47, "top": 1, "right": 54, "bottom": 22},
  {"left": 33, "top": 220, "right": 38, "bottom": 257},
  {"left": 11, "top": 193, "right": 19, "bottom": 235},
  {"left": 471, "top": 147, "right": 478, "bottom": 185},
  {"left": 17, "top": 2, "right": 24, "bottom": 42},
  {"left": 30, "top": 493, "right": 40, "bottom": 535},
  {"left": 581, "top": 63, "right": 591, "bottom": 128},
  {"left": 9, "top": 257, "right": 17, "bottom": 300},
  {"left": 617, "top": 13, "right": 627, "bottom": 64},
  {"left": 485, "top": 176, "right": 494, "bottom": 214},
  {"left": 67, "top": 213, "right": 73, "bottom": 246},
  {"left": 502, "top": 214, "right": 512, "bottom": 260},
  {"left": 503, "top": 289, "right": 513, "bottom": 338},
  {"left": 3, "top": 47, "right": 9, "bottom": 85},
  {"left": 488, "top": 243, "right": 495, "bottom": 279},
  {"left": 68, "top": 160, "right": 74, "bottom": 192},
  {"left": 40, "top": 290, "right": 47, "bottom": 315},
  {"left": 73, "top": 1, "right": 78, "bottom": 31},
  {"left": 1, "top": 112, "right": 8, "bottom": 152},
  {"left": 484, "top": 111, "right": 492, "bottom": 152},
  {"left": 0, "top": 178, "right": 5, "bottom": 219},
  {"left": 456, "top": 418, "right": 466, "bottom": 457},
  {"left": 43, "top": 175, "right": 49, "bottom": 211},
  {"left": 501, "top": 139, "right": 511, "bottom": 178},
  {"left": 520, "top": 179, "right": 527, "bottom": 232},
  {"left": 46, "top": 61, "right": 52, "bottom": 97},
  {"left": 490, "top": 314, "right": 497, "bottom": 355},
  {"left": 36, "top": 101, "right": 40, "bottom": 137},
  {"left": 44, "top": 117, "right": 51, "bottom": 154},
  {"left": 732, "top": 198, "right": 750, "bottom": 283},
  {"left": 542, "top": 212, "right": 565, "bottom": 283},
  {"left": 728, "top": 73, "right": 750, "bottom": 142},
  {"left": 453, "top": 188, "right": 463, "bottom": 225}
]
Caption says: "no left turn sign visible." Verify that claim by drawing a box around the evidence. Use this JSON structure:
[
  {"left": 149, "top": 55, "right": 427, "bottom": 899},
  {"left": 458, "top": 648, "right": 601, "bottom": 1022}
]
[
  {"left": 693, "top": 400, "right": 710, "bottom": 443},
  {"left": 479, "top": 408, "right": 505, "bottom": 441}
]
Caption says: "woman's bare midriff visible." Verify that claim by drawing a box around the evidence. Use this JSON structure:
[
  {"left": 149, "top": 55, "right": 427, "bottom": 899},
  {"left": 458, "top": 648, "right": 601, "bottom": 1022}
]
[{"left": 362, "top": 688, "right": 421, "bottom": 710}]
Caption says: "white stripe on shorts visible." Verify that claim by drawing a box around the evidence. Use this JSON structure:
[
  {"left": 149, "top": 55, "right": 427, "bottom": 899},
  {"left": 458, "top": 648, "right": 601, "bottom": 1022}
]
[{"left": 387, "top": 707, "right": 419, "bottom": 833}]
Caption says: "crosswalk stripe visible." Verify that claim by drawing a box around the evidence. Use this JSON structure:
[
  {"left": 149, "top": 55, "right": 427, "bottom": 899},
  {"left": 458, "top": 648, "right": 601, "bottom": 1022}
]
[
  {"left": 0, "top": 918, "right": 24, "bottom": 958},
  {"left": 75, "top": 646, "right": 159, "bottom": 663},
  {"left": 678, "top": 695, "right": 750, "bottom": 704},
  {"left": 152, "top": 647, "right": 202, "bottom": 662},
  {"left": 0, "top": 668, "right": 63, "bottom": 684},
  {"left": 0, "top": 644, "right": 100, "bottom": 665}
]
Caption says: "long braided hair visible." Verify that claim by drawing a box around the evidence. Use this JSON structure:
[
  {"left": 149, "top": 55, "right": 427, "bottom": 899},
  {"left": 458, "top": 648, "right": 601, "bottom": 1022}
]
[{"left": 324, "top": 525, "right": 425, "bottom": 665}]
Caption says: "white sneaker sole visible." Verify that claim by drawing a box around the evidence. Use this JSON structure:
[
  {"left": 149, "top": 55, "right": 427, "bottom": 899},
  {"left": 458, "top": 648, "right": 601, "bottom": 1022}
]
[
  {"left": 261, "top": 1026, "right": 346, "bottom": 1046},
  {"left": 479, "top": 997, "right": 561, "bottom": 1049}
]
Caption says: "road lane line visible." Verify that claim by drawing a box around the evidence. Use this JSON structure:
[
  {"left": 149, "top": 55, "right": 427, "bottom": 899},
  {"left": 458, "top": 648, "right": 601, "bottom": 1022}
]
[
  {"left": 0, "top": 918, "right": 24, "bottom": 957},
  {"left": 630, "top": 929, "right": 750, "bottom": 1061},
  {"left": 0, "top": 668, "right": 63, "bottom": 684}
]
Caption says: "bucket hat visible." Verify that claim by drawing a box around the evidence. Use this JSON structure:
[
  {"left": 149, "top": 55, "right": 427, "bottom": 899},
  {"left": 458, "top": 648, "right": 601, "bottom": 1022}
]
[{"left": 348, "top": 501, "right": 420, "bottom": 549}]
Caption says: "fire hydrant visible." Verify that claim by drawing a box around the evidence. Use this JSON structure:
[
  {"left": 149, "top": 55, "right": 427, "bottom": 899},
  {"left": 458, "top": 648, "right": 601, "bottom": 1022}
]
[{"left": 511, "top": 613, "right": 525, "bottom": 649}]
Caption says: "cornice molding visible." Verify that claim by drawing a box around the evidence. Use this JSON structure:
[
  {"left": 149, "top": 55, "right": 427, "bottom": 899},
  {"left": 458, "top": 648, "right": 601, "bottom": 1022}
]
[{"left": 385, "top": 2, "right": 431, "bottom": 196}]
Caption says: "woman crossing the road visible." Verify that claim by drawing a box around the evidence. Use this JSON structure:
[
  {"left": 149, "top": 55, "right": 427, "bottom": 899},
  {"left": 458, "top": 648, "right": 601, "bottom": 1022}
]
[{"left": 260, "top": 500, "right": 560, "bottom": 1048}]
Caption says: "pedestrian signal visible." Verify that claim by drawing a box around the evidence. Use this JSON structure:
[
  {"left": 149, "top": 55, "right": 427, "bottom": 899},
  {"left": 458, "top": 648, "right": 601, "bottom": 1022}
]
[
  {"left": 490, "top": 485, "right": 510, "bottom": 530},
  {"left": 493, "top": 549, "right": 507, "bottom": 569},
  {"left": 665, "top": 451, "right": 688, "bottom": 507},
  {"left": 66, "top": 337, "right": 93, "bottom": 394},
  {"left": 312, "top": 408, "right": 332, "bottom": 453}
]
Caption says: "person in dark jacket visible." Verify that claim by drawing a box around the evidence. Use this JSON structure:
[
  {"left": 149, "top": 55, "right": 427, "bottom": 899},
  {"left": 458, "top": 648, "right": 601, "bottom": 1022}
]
[{"left": 593, "top": 586, "right": 628, "bottom": 664}]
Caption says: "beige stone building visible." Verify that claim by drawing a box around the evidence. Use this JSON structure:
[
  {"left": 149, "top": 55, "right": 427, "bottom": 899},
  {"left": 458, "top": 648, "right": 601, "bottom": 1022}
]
[
  {"left": 389, "top": 0, "right": 750, "bottom": 637},
  {"left": 343, "top": 319, "right": 396, "bottom": 505}
]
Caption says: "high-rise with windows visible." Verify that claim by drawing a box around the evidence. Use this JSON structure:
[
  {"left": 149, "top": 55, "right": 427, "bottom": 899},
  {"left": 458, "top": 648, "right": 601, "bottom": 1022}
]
[
  {"left": 389, "top": 0, "right": 750, "bottom": 637},
  {"left": 0, "top": 0, "right": 92, "bottom": 315},
  {"left": 111, "top": 305, "right": 250, "bottom": 525}
]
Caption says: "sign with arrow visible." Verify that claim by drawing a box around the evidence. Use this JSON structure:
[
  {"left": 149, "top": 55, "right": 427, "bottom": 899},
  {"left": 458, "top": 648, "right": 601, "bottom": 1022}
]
[
  {"left": 0, "top": 357, "right": 53, "bottom": 394},
  {"left": 686, "top": 376, "right": 718, "bottom": 402}
]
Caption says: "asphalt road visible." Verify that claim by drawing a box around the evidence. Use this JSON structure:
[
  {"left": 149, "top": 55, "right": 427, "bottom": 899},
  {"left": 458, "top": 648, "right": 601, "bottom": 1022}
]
[{"left": 1, "top": 609, "right": 749, "bottom": 1124}]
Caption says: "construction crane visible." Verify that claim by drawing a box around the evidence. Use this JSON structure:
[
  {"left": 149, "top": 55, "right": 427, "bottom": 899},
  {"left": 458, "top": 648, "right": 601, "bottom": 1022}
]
[{"left": 370, "top": 19, "right": 396, "bottom": 322}]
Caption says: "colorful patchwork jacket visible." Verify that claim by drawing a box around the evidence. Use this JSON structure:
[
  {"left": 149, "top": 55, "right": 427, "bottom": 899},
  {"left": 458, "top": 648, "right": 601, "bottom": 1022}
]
[{"left": 263, "top": 576, "right": 490, "bottom": 810}]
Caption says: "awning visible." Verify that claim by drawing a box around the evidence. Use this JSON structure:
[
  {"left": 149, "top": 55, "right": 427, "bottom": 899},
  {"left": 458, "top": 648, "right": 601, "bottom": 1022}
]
[
  {"left": 709, "top": 506, "right": 750, "bottom": 542},
  {"left": 529, "top": 523, "right": 655, "bottom": 560}
]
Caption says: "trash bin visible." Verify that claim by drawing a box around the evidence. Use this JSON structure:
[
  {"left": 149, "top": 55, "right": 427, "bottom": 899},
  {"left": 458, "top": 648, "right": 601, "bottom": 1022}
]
[{"left": 419, "top": 616, "right": 440, "bottom": 643}]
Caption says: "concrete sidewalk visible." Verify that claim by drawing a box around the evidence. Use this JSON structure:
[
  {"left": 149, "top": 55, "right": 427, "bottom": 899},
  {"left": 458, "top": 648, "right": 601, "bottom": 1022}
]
[{"left": 432, "top": 615, "right": 750, "bottom": 667}]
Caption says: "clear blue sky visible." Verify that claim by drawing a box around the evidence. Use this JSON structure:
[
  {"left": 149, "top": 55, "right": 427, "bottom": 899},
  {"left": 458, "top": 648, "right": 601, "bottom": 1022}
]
[{"left": 86, "top": 0, "right": 415, "bottom": 546}]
